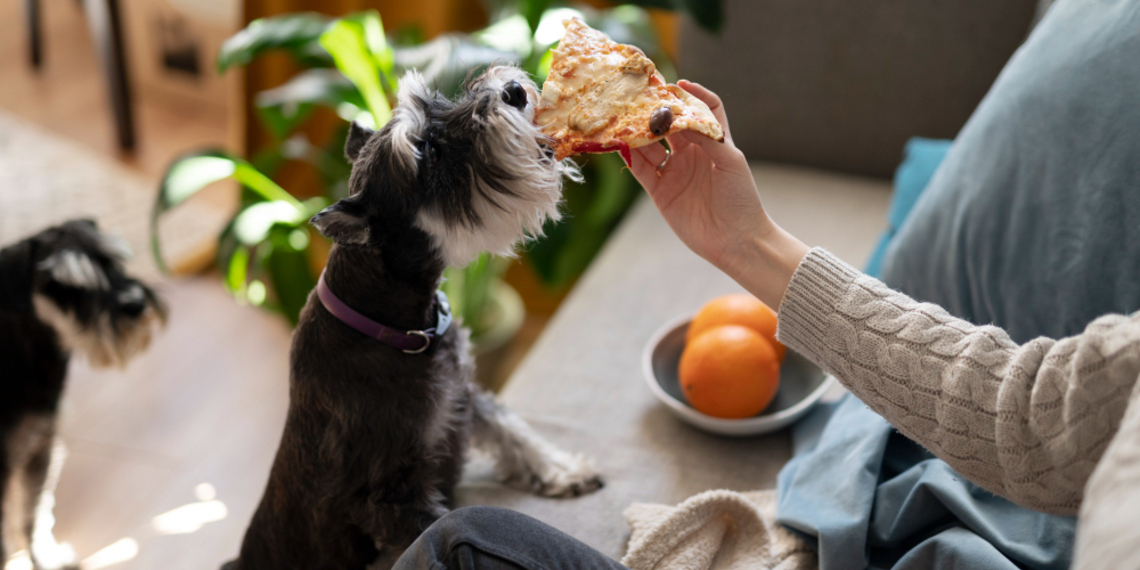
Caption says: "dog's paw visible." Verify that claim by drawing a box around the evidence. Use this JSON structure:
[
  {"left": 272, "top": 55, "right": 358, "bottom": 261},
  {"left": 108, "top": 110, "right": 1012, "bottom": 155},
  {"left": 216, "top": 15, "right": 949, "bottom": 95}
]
[{"left": 510, "top": 451, "right": 603, "bottom": 498}]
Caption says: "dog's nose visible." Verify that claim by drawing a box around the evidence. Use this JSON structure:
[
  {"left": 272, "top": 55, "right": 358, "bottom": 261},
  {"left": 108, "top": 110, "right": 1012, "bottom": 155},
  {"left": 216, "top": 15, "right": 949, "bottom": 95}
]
[
  {"left": 121, "top": 298, "right": 146, "bottom": 317},
  {"left": 118, "top": 286, "right": 147, "bottom": 317},
  {"left": 502, "top": 80, "right": 528, "bottom": 110}
]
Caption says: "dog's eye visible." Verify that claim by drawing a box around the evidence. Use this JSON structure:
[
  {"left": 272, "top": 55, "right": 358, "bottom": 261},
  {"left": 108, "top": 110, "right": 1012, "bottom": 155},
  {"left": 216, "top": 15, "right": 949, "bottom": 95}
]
[{"left": 424, "top": 141, "right": 441, "bottom": 165}]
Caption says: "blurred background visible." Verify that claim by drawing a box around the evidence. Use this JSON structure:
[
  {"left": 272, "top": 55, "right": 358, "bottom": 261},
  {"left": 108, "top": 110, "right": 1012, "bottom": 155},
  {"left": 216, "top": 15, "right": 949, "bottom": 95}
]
[{"left": 0, "top": 0, "right": 1041, "bottom": 568}]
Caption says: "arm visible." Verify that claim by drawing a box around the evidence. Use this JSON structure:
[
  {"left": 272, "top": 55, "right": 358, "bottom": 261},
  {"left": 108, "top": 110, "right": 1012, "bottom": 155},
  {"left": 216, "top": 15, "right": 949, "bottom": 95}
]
[
  {"left": 777, "top": 248, "right": 1140, "bottom": 515},
  {"left": 628, "top": 83, "right": 1140, "bottom": 516}
]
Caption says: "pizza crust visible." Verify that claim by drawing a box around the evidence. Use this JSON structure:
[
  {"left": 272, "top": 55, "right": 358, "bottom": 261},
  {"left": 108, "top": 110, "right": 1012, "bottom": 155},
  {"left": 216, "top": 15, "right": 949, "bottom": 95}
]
[{"left": 536, "top": 18, "right": 725, "bottom": 161}]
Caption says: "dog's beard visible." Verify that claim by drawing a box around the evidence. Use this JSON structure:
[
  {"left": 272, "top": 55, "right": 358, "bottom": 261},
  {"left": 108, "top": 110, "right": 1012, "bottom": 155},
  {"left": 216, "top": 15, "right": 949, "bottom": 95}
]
[
  {"left": 32, "top": 294, "right": 163, "bottom": 369},
  {"left": 413, "top": 67, "right": 582, "bottom": 267}
]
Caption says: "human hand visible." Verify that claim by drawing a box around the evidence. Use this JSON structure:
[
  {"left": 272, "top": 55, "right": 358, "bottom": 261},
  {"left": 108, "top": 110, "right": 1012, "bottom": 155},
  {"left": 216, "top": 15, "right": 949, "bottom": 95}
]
[
  {"left": 626, "top": 81, "right": 767, "bottom": 272},
  {"left": 626, "top": 81, "right": 808, "bottom": 308}
]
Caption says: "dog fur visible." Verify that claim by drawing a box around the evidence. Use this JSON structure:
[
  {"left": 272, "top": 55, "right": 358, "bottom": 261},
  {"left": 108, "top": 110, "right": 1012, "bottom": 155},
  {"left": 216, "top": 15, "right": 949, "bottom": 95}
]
[
  {"left": 0, "top": 219, "right": 165, "bottom": 569},
  {"left": 224, "top": 66, "right": 600, "bottom": 570}
]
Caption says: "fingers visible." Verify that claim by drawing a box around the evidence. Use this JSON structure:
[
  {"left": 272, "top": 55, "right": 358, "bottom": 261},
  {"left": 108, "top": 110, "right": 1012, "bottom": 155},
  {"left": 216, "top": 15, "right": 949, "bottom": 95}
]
[
  {"left": 628, "top": 144, "right": 667, "bottom": 191},
  {"left": 635, "top": 142, "right": 669, "bottom": 168},
  {"left": 665, "top": 132, "right": 690, "bottom": 154},
  {"left": 678, "top": 80, "right": 721, "bottom": 109},
  {"left": 678, "top": 80, "right": 731, "bottom": 141},
  {"left": 679, "top": 130, "right": 740, "bottom": 165}
]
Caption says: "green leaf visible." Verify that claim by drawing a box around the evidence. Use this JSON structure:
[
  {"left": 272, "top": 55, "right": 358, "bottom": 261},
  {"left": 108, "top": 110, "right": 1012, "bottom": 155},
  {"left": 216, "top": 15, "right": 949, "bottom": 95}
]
[
  {"left": 392, "top": 24, "right": 426, "bottom": 46},
  {"left": 276, "top": 129, "right": 354, "bottom": 200},
  {"left": 160, "top": 155, "right": 235, "bottom": 208},
  {"left": 586, "top": 6, "right": 664, "bottom": 60},
  {"left": 232, "top": 200, "right": 308, "bottom": 246},
  {"left": 584, "top": 153, "right": 637, "bottom": 225},
  {"left": 477, "top": 0, "right": 518, "bottom": 23},
  {"left": 249, "top": 142, "right": 287, "bottom": 178},
  {"left": 255, "top": 68, "right": 365, "bottom": 138},
  {"left": 320, "top": 19, "right": 391, "bottom": 126},
  {"left": 394, "top": 34, "right": 520, "bottom": 99},
  {"left": 152, "top": 150, "right": 303, "bottom": 273},
  {"left": 226, "top": 246, "right": 250, "bottom": 295},
  {"left": 217, "top": 13, "right": 332, "bottom": 73},
  {"left": 266, "top": 229, "right": 316, "bottom": 325},
  {"left": 442, "top": 253, "right": 508, "bottom": 336},
  {"left": 606, "top": 0, "right": 724, "bottom": 32},
  {"left": 522, "top": 0, "right": 553, "bottom": 35},
  {"left": 474, "top": 15, "right": 534, "bottom": 57},
  {"left": 624, "top": 0, "right": 676, "bottom": 8},
  {"left": 535, "top": 47, "right": 554, "bottom": 80},
  {"left": 349, "top": 11, "right": 395, "bottom": 79},
  {"left": 523, "top": 154, "right": 639, "bottom": 288}
]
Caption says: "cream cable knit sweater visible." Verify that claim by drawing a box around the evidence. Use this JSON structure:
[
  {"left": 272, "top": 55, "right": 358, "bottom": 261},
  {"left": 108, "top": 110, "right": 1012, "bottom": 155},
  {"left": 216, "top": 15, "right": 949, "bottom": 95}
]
[{"left": 776, "top": 248, "right": 1140, "bottom": 568}]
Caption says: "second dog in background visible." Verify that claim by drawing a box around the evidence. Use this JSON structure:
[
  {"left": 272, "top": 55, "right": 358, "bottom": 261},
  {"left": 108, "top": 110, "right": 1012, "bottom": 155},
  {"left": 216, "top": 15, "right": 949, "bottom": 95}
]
[
  {"left": 224, "top": 65, "right": 602, "bottom": 570},
  {"left": 0, "top": 219, "right": 166, "bottom": 570}
]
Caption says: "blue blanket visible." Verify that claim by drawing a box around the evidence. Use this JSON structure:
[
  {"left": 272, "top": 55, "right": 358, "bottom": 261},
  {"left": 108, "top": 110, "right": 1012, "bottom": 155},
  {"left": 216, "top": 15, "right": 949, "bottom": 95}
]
[{"left": 776, "top": 396, "right": 1076, "bottom": 570}]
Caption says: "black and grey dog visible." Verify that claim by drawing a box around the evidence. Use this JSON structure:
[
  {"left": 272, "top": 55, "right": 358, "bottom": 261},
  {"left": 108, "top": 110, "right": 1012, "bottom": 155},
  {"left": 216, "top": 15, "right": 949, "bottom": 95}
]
[
  {"left": 225, "top": 66, "right": 602, "bottom": 570},
  {"left": 0, "top": 219, "right": 165, "bottom": 570}
]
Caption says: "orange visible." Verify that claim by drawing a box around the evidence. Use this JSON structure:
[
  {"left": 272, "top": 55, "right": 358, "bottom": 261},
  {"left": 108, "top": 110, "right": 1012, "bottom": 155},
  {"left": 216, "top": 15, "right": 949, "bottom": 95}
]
[
  {"left": 688, "top": 293, "right": 786, "bottom": 361},
  {"left": 679, "top": 325, "right": 781, "bottom": 419}
]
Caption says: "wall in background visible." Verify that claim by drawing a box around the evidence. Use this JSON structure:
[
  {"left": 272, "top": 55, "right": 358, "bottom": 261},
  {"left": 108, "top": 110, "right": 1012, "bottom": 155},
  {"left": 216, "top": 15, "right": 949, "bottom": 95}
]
[{"left": 678, "top": 0, "right": 1038, "bottom": 179}]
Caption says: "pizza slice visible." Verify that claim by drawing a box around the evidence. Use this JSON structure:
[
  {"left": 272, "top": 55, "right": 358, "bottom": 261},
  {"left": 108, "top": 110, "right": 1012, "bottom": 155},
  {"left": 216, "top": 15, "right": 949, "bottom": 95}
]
[{"left": 535, "top": 17, "right": 725, "bottom": 162}]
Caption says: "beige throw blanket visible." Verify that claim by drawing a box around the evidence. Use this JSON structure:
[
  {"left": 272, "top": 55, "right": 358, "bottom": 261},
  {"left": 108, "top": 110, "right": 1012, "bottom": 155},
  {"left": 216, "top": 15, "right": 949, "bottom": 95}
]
[{"left": 622, "top": 490, "right": 816, "bottom": 570}]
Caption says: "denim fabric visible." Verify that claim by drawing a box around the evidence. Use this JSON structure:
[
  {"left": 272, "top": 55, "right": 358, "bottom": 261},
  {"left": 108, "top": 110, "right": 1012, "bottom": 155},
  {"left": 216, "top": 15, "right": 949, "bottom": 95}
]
[
  {"left": 393, "top": 507, "right": 628, "bottom": 570},
  {"left": 776, "top": 395, "right": 1076, "bottom": 570}
]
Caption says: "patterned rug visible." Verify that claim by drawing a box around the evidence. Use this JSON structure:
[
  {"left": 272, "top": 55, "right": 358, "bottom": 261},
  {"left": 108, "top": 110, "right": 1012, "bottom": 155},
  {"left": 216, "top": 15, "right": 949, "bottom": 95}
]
[{"left": 0, "top": 110, "right": 228, "bottom": 279}]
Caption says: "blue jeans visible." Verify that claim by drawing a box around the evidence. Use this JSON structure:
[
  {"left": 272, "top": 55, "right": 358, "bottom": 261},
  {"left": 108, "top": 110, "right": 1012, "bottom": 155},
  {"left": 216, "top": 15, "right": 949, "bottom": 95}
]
[{"left": 393, "top": 507, "right": 629, "bottom": 570}]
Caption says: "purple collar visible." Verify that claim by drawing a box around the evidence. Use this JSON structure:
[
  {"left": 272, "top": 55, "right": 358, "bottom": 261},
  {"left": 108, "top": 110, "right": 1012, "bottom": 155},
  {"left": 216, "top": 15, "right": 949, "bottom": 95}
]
[{"left": 316, "top": 272, "right": 452, "bottom": 354}]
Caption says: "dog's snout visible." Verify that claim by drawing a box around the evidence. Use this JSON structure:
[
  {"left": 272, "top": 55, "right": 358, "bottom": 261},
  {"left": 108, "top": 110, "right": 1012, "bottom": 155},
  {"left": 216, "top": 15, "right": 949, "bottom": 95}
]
[
  {"left": 502, "top": 80, "right": 528, "bottom": 110},
  {"left": 118, "top": 285, "right": 147, "bottom": 317}
]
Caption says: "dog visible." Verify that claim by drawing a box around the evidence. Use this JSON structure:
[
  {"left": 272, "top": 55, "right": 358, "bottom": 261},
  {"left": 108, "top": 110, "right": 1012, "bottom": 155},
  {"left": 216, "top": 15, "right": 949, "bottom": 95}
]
[
  {"left": 0, "top": 219, "right": 166, "bottom": 570},
  {"left": 224, "top": 66, "right": 602, "bottom": 570}
]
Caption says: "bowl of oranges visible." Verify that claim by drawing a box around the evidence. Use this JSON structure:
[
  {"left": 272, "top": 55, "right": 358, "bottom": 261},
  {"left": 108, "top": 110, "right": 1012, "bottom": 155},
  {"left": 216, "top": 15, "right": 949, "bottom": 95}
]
[{"left": 643, "top": 293, "right": 835, "bottom": 436}]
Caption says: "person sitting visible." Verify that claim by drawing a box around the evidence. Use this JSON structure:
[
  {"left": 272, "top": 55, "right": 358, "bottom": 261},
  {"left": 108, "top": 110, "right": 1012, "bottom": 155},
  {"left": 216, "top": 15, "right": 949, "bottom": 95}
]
[{"left": 391, "top": 82, "right": 1140, "bottom": 570}]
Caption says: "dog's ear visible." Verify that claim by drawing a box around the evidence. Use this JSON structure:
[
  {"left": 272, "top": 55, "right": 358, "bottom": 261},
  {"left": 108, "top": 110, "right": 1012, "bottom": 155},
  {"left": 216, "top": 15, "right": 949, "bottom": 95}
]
[
  {"left": 345, "top": 122, "right": 375, "bottom": 163},
  {"left": 311, "top": 197, "right": 369, "bottom": 245}
]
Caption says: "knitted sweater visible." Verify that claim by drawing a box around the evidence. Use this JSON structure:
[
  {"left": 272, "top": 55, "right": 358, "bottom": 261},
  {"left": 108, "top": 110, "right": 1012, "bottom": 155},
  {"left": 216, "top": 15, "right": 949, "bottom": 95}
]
[{"left": 775, "top": 248, "right": 1140, "bottom": 569}]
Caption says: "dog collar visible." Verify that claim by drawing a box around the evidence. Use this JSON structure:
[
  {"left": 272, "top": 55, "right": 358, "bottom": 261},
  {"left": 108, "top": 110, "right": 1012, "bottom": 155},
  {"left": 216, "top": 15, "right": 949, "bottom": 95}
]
[{"left": 316, "top": 272, "right": 452, "bottom": 354}]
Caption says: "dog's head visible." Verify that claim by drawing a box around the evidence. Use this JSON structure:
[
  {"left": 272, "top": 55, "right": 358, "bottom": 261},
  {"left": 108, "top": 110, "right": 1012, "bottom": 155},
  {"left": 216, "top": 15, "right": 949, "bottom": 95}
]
[
  {"left": 311, "top": 65, "right": 579, "bottom": 268},
  {"left": 1, "top": 220, "right": 167, "bottom": 368}
]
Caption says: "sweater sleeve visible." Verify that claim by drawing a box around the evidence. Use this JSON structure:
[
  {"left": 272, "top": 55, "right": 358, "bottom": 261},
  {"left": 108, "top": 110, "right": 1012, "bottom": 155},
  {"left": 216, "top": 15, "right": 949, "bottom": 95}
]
[{"left": 775, "top": 248, "right": 1140, "bottom": 515}]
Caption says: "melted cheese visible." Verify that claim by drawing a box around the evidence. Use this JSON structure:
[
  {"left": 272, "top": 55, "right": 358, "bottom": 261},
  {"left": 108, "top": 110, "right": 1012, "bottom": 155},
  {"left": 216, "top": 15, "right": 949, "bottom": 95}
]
[{"left": 536, "top": 18, "right": 724, "bottom": 160}]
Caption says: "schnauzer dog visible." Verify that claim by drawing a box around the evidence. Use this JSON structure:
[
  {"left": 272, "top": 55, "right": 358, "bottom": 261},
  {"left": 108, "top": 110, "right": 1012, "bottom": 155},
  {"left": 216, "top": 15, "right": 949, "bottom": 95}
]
[
  {"left": 225, "top": 66, "right": 602, "bottom": 570},
  {"left": 0, "top": 219, "right": 165, "bottom": 569}
]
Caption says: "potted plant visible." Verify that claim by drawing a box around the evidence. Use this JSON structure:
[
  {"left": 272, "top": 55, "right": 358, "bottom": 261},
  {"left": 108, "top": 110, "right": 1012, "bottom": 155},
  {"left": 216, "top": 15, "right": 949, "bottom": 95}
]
[{"left": 151, "top": 1, "right": 722, "bottom": 387}]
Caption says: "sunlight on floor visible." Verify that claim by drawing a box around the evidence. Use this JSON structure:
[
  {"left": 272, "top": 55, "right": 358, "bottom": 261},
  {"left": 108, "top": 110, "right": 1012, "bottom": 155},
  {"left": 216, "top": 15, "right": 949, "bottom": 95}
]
[
  {"left": 151, "top": 483, "right": 228, "bottom": 535},
  {"left": 5, "top": 482, "right": 231, "bottom": 570},
  {"left": 4, "top": 551, "right": 31, "bottom": 570},
  {"left": 80, "top": 538, "right": 138, "bottom": 570}
]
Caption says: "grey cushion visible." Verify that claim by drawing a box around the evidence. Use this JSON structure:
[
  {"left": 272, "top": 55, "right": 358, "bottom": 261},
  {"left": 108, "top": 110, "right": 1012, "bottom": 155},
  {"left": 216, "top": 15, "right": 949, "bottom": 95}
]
[{"left": 881, "top": 0, "right": 1140, "bottom": 343}]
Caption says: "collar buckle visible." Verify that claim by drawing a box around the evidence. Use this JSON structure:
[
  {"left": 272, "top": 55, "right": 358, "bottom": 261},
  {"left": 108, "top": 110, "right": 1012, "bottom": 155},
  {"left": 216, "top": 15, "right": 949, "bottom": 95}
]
[{"left": 402, "top": 330, "right": 432, "bottom": 354}]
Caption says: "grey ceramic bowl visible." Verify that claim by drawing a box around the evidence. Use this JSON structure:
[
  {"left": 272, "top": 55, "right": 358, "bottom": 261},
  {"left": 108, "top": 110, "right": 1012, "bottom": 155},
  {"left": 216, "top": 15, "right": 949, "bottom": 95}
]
[{"left": 643, "top": 314, "right": 834, "bottom": 436}]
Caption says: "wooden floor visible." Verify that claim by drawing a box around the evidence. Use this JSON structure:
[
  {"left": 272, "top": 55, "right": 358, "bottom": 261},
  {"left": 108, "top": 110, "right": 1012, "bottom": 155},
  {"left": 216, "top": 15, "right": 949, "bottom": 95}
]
[
  {"left": 0, "top": 2, "right": 284, "bottom": 569},
  {"left": 46, "top": 279, "right": 292, "bottom": 570},
  {"left": 0, "top": 0, "right": 231, "bottom": 180}
]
